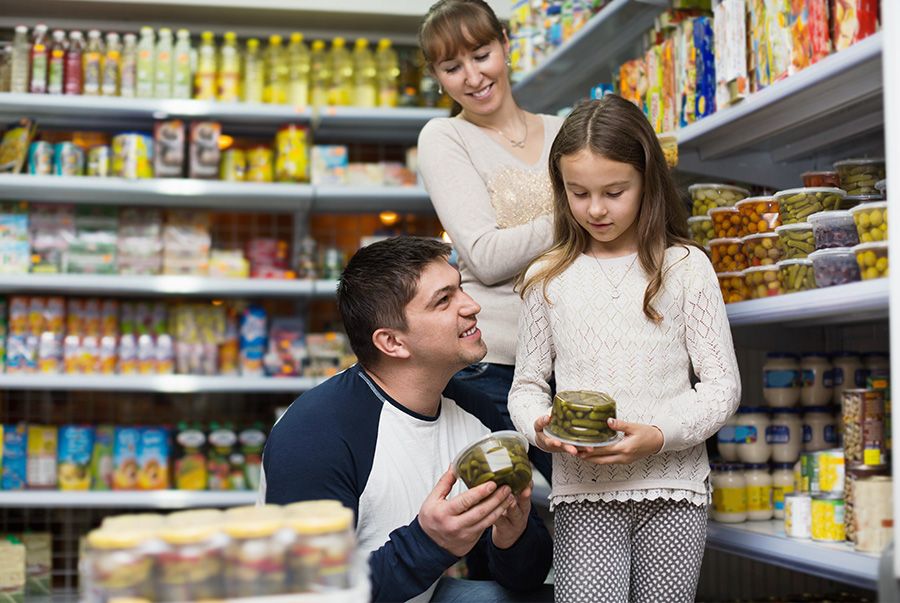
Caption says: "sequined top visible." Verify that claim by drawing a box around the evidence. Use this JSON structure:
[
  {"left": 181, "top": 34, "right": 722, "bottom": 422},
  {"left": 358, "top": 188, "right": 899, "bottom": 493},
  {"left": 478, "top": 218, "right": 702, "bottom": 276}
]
[{"left": 417, "top": 113, "right": 564, "bottom": 364}]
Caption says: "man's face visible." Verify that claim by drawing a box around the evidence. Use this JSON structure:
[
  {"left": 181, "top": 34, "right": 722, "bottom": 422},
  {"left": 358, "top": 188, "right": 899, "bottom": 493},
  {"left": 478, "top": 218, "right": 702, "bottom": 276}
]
[{"left": 399, "top": 259, "right": 486, "bottom": 371}]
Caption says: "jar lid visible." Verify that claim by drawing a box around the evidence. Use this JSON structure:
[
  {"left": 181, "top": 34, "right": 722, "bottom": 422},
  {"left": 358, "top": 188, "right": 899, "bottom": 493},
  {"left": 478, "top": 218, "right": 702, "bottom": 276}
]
[
  {"left": 709, "top": 206, "right": 739, "bottom": 215},
  {"left": 852, "top": 241, "right": 889, "bottom": 252},
  {"left": 802, "top": 406, "right": 833, "bottom": 413},
  {"left": 736, "top": 406, "right": 769, "bottom": 414},
  {"left": 775, "top": 223, "right": 813, "bottom": 233},
  {"left": 774, "top": 187, "right": 847, "bottom": 199},
  {"left": 743, "top": 463, "right": 769, "bottom": 470},
  {"left": 831, "top": 351, "right": 860, "bottom": 357},
  {"left": 736, "top": 196, "right": 776, "bottom": 206},
  {"left": 709, "top": 236, "right": 744, "bottom": 245},
  {"left": 720, "top": 463, "right": 744, "bottom": 471},
  {"left": 742, "top": 232, "right": 779, "bottom": 242},
  {"left": 833, "top": 157, "right": 885, "bottom": 168},
  {"left": 800, "top": 170, "right": 838, "bottom": 178},
  {"left": 777, "top": 258, "right": 813, "bottom": 268},
  {"left": 766, "top": 352, "right": 799, "bottom": 359},
  {"left": 772, "top": 462, "right": 796, "bottom": 470},
  {"left": 849, "top": 200, "right": 887, "bottom": 215},
  {"left": 687, "top": 215, "right": 713, "bottom": 223},
  {"left": 863, "top": 351, "right": 890, "bottom": 358},
  {"left": 688, "top": 183, "right": 752, "bottom": 196},
  {"left": 801, "top": 352, "right": 828, "bottom": 358},
  {"left": 808, "top": 247, "right": 856, "bottom": 260},
  {"left": 771, "top": 407, "right": 800, "bottom": 414}
]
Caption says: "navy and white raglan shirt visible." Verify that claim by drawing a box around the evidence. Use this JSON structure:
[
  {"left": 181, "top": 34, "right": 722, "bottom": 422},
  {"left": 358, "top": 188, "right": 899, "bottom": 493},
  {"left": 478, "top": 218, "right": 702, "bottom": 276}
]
[{"left": 259, "top": 364, "right": 552, "bottom": 602}]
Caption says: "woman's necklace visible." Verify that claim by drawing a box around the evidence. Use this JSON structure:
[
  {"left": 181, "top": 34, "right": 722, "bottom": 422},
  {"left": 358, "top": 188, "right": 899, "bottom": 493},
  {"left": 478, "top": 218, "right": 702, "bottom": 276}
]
[
  {"left": 592, "top": 253, "right": 638, "bottom": 299},
  {"left": 467, "top": 111, "right": 528, "bottom": 148}
]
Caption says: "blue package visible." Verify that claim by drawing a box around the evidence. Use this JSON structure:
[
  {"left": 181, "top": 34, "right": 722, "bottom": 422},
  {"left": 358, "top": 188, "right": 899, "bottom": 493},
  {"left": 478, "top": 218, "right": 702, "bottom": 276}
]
[
  {"left": 693, "top": 16, "right": 716, "bottom": 120},
  {"left": 2, "top": 424, "right": 28, "bottom": 490}
]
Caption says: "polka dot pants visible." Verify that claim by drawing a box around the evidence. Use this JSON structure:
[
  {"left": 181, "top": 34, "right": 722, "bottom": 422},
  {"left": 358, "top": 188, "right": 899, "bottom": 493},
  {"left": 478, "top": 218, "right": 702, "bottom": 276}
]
[{"left": 553, "top": 498, "right": 707, "bottom": 603}]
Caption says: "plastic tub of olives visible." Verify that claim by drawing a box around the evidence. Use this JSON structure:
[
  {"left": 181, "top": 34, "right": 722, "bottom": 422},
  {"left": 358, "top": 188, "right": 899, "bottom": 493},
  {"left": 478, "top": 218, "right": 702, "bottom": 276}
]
[
  {"left": 452, "top": 431, "right": 532, "bottom": 495},
  {"left": 545, "top": 390, "right": 621, "bottom": 447}
]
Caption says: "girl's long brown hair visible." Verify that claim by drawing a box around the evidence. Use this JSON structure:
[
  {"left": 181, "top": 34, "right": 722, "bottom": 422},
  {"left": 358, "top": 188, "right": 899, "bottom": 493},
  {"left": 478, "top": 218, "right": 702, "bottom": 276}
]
[{"left": 519, "top": 95, "right": 699, "bottom": 322}]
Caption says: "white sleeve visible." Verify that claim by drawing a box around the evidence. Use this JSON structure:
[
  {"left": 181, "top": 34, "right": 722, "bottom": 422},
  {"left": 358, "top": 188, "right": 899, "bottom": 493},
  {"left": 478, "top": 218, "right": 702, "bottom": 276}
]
[{"left": 417, "top": 120, "right": 553, "bottom": 286}]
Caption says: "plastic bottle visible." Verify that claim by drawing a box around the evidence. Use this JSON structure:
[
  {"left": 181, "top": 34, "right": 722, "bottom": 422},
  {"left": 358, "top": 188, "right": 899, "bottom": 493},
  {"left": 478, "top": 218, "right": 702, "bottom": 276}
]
[
  {"left": 375, "top": 38, "right": 399, "bottom": 107},
  {"left": 135, "top": 27, "right": 155, "bottom": 98},
  {"left": 309, "top": 40, "right": 330, "bottom": 108},
  {"left": 172, "top": 29, "right": 193, "bottom": 99},
  {"left": 154, "top": 27, "right": 174, "bottom": 99},
  {"left": 263, "top": 35, "right": 289, "bottom": 104},
  {"left": 192, "top": 30, "right": 216, "bottom": 100},
  {"left": 82, "top": 29, "right": 104, "bottom": 96},
  {"left": 47, "top": 29, "right": 67, "bottom": 95},
  {"left": 287, "top": 32, "right": 309, "bottom": 107},
  {"left": 351, "top": 38, "right": 377, "bottom": 107},
  {"left": 119, "top": 33, "right": 137, "bottom": 97},
  {"left": 29, "top": 24, "right": 50, "bottom": 94},
  {"left": 63, "top": 30, "right": 84, "bottom": 95},
  {"left": 328, "top": 37, "right": 352, "bottom": 106},
  {"left": 101, "top": 32, "right": 121, "bottom": 96},
  {"left": 241, "top": 38, "right": 264, "bottom": 104},
  {"left": 217, "top": 31, "right": 240, "bottom": 102},
  {"left": 9, "top": 25, "right": 30, "bottom": 94}
]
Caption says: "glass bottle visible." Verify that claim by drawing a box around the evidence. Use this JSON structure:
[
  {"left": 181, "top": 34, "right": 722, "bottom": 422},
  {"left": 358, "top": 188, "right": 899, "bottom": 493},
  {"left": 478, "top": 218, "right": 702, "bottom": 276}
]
[
  {"left": 172, "top": 29, "right": 193, "bottom": 99},
  {"left": 352, "top": 38, "right": 376, "bottom": 107},
  {"left": 47, "top": 29, "right": 67, "bottom": 95},
  {"left": 82, "top": 29, "right": 104, "bottom": 96},
  {"left": 418, "top": 49, "right": 441, "bottom": 108},
  {"left": 9, "top": 25, "right": 29, "bottom": 94},
  {"left": 217, "top": 31, "right": 240, "bottom": 102},
  {"left": 135, "top": 26, "right": 155, "bottom": 98},
  {"left": 375, "top": 38, "right": 399, "bottom": 107},
  {"left": 287, "top": 32, "right": 309, "bottom": 107},
  {"left": 309, "top": 40, "right": 329, "bottom": 108},
  {"left": 328, "top": 37, "right": 352, "bottom": 106},
  {"left": 241, "top": 38, "right": 264, "bottom": 103},
  {"left": 63, "top": 30, "right": 84, "bottom": 95},
  {"left": 154, "top": 27, "right": 174, "bottom": 99},
  {"left": 101, "top": 32, "right": 121, "bottom": 96},
  {"left": 29, "top": 24, "right": 50, "bottom": 94},
  {"left": 397, "top": 47, "right": 420, "bottom": 107},
  {"left": 119, "top": 33, "right": 137, "bottom": 97}
]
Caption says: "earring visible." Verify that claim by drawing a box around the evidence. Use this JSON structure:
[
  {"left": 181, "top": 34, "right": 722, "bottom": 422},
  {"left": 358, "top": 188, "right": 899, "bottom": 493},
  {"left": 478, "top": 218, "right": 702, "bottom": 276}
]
[
  {"left": 438, "top": 82, "right": 443, "bottom": 95},
  {"left": 506, "top": 56, "right": 511, "bottom": 68}
]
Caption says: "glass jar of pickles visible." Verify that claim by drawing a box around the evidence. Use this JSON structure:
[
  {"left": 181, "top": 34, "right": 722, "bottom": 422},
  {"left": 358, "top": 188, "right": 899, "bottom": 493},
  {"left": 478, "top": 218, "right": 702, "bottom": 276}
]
[
  {"left": 222, "top": 508, "right": 290, "bottom": 598},
  {"left": 735, "top": 196, "right": 781, "bottom": 235},
  {"left": 709, "top": 206, "right": 744, "bottom": 239},
  {"left": 774, "top": 187, "right": 846, "bottom": 224},
  {"left": 84, "top": 528, "right": 156, "bottom": 602},
  {"left": 709, "top": 237, "right": 748, "bottom": 273},
  {"left": 546, "top": 391, "right": 618, "bottom": 446},
  {"left": 157, "top": 511, "right": 226, "bottom": 602},
  {"left": 743, "top": 232, "right": 784, "bottom": 266},
  {"left": 285, "top": 504, "right": 356, "bottom": 593}
]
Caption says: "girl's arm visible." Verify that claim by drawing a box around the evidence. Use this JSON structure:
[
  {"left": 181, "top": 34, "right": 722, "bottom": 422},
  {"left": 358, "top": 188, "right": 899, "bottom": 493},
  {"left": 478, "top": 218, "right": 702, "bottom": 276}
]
[{"left": 417, "top": 120, "right": 553, "bottom": 286}]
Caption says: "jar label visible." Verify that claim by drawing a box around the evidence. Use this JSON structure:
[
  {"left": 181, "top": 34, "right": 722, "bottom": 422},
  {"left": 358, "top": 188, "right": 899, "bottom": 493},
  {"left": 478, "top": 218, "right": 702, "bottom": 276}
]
[
  {"left": 765, "top": 425, "right": 790, "bottom": 444},
  {"left": 802, "top": 425, "right": 812, "bottom": 443},
  {"left": 854, "top": 369, "right": 868, "bottom": 388},
  {"left": 822, "top": 369, "right": 833, "bottom": 387},
  {"left": 747, "top": 485, "right": 772, "bottom": 511},
  {"left": 824, "top": 425, "right": 836, "bottom": 443},
  {"left": 801, "top": 369, "right": 814, "bottom": 387},
  {"left": 765, "top": 369, "right": 798, "bottom": 389},
  {"left": 717, "top": 425, "right": 736, "bottom": 443},
  {"left": 773, "top": 484, "right": 794, "bottom": 510},
  {"left": 713, "top": 486, "right": 747, "bottom": 514},
  {"left": 832, "top": 368, "right": 844, "bottom": 387},
  {"left": 734, "top": 425, "right": 758, "bottom": 443}
]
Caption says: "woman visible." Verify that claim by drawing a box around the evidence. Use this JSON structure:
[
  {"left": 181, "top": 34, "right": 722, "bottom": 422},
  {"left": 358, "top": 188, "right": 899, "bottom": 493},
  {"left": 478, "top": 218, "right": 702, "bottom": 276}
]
[{"left": 417, "top": 0, "right": 562, "bottom": 481}]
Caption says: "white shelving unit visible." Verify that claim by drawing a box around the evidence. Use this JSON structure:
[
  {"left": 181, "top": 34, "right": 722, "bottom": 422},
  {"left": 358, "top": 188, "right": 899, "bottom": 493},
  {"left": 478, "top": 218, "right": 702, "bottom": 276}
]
[
  {"left": 0, "top": 374, "right": 325, "bottom": 393},
  {"left": 0, "top": 490, "right": 256, "bottom": 509}
]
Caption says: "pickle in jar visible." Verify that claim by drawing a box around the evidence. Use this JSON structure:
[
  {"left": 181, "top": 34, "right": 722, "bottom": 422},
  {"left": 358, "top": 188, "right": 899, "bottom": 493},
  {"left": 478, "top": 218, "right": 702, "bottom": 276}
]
[
  {"left": 546, "top": 390, "right": 619, "bottom": 446},
  {"left": 452, "top": 431, "right": 532, "bottom": 495}
]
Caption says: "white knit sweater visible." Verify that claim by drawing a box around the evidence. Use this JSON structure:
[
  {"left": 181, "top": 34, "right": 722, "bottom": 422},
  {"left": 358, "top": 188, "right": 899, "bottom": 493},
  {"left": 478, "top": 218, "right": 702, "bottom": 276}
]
[
  {"left": 417, "top": 114, "right": 564, "bottom": 365},
  {"left": 509, "top": 245, "right": 741, "bottom": 507}
]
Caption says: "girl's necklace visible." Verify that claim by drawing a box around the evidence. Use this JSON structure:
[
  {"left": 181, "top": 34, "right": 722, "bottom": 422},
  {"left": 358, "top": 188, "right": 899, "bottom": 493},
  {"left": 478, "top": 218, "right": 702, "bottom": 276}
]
[
  {"left": 592, "top": 253, "right": 638, "bottom": 299},
  {"left": 467, "top": 111, "right": 528, "bottom": 148}
]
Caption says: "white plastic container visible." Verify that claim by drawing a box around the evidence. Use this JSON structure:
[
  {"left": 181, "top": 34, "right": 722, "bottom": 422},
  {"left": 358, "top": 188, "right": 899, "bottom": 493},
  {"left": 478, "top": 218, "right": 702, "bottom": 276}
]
[
  {"left": 734, "top": 407, "right": 772, "bottom": 464},
  {"left": 799, "top": 352, "right": 833, "bottom": 407},
  {"left": 766, "top": 408, "right": 802, "bottom": 464},
  {"left": 717, "top": 414, "right": 740, "bottom": 462},
  {"left": 772, "top": 462, "right": 795, "bottom": 519},
  {"left": 711, "top": 463, "right": 748, "bottom": 523},
  {"left": 763, "top": 353, "right": 800, "bottom": 407},
  {"left": 831, "top": 351, "right": 865, "bottom": 405},
  {"left": 802, "top": 407, "right": 837, "bottom": 452},
  {"left": 744, "top": 463, "right": 774, "bottom": 521}
]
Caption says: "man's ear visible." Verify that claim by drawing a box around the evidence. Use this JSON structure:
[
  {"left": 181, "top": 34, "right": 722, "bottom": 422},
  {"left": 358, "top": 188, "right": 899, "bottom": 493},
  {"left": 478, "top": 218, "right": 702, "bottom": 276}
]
[{"left": 372, "top": 327, "right": 411, "bottom": 360}]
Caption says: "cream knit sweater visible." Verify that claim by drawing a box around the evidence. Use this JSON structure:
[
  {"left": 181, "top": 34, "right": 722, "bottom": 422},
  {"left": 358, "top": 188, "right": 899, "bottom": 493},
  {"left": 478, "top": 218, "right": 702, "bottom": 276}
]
[
  {"left": 417, "top": 113, "right": 564, "bottom": 365},
  {"left": 509, "top": 246, "right": 741, "bottom": 507}
]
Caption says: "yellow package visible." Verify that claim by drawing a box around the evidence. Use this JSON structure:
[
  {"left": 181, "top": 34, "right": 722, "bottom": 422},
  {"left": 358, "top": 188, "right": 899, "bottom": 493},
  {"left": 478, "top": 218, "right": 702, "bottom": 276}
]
[{"left": 26, "top": 426, "right": 58, "bottom": 489}]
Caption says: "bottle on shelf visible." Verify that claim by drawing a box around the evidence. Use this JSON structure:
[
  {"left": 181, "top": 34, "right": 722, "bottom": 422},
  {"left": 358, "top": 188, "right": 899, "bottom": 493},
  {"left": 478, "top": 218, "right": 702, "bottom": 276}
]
[
  {"left": 287, "top": 32, "right": 309, "bottom": 107},
  {"left": 328, "top": 37, "right": 352, "bottom": 106},
  {"left": 418, "top": 49, "right": 441, "bottom": 108},
  {"left": 263, "top": 34, "right": 289, "bottom": 104},
  {"left": 397, "top": 47, "right": 420, "bottom": 107},
  {"left": 63, "top": 30, "right": 84, "bottom": 95},
  {"left": 82, "top": 29, "right": 104, "bottom": 96},
  {"left": 135, "top": 26, "right": 155, "bottom": 98},
  {"left": 172, "top": 29, "right": 193, "bottom": 99},
  {"left": 309, "top": 39, "right": 329, "bottom": 108},
  {"left": 47, "top": 29, "right": 67, "bottom": 95},
  {"left": 119, "top": 32, "right": 137, "bottom": 97},
  {"left": 194, "top": 30, "right": 217, "bottom": 100},
  {"left": 101, "top": 32, "right": 121, "bottom": 97},
  {"left": 154, "top": 27, "right": 174, "bottom": 99},
  {"left": 352, "top": 38, "right": 377, "bottom": 108},
  {"left": 217, "top": 31, "right": 240, "bottom": 102},
  {"left": 9, "top": 25, "right": 29, "bottom": 94},
  {"left": 0, "top": 43, "right": 12, "bottom": 92},
  {"left": 241, "top": 38, "right": 264, "bottom": 104},
  {"left": 29, "top": 24, "right": 50, "bottom": 94},
  {"left": 375, "top": 38, "right": 399, "bottom": 107}
]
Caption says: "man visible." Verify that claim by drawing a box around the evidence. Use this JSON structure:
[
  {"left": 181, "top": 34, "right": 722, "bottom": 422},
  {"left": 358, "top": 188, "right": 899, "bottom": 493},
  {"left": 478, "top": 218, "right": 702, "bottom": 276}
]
[{"left": 259, "top": 236, "right": 553, "bottom": 602}]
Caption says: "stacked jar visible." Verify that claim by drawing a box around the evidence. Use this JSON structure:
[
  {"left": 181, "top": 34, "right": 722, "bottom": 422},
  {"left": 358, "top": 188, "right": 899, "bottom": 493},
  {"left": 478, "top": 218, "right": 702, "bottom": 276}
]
[
  {"left": 734, "top": 407, "right": 771, "bottom": 465},
  {"left": 744, "top": 463, "right": 774, "bottom": 521},
  {"left": 766, "top": 408, "right": 802, "bottom": 464},
  {"left": 710, "top": 463, "right": 748, "bottom": 523},
  {"left": 692, "top": 183, "right": 752, "bottom": 304}
]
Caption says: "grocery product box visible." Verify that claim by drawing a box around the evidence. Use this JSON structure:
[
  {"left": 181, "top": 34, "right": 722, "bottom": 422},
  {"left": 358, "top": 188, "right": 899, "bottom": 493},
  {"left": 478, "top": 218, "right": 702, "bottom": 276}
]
[
  {"left": 25, "top": 425, "right": 57, "bottom": 489},
  {"left": 1, "top": 425, "right": 27, "bottom": 490},
  {"left": 0, "top": 540, "right": 25, "bottom": 602},
  {"left": 311, "top": 145, "right": 349, "bottom": 185},
  {"left": 154, "top": 120, "right": 186, "bottom": 178},
  {"left": 173, "top": 423, "right": 208, "bottom": 490},
  {"left": 90, "top": 425, "right": 114, "bottom": 490},
  {"left": 137, "top": 426, "right": 170, "bottom": 490},
  {"left": 16, "top": 532, "right": 51, "bottom": 596},
  {"left": 207, "top": 423, "right": 239, "bottom": 490},
  {"left": 239, "top": 424, "right": 267, "bottom": 491},
  {"left": 188, "top": 121, "right": 220, "bottom": 179},
  {"left": 112, "top": 426, "right": 139, "bottom": 490},
  {"left": 57, "top": 425, "right": 94, "bottom": 490}
]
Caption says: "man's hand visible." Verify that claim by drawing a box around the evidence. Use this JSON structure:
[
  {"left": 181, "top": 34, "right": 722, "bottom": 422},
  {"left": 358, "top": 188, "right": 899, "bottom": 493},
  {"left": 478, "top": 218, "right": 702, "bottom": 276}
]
[
  {"left": 418, "top": 466, "right": 519, "bottom": 558},
  {"left": 491, "top": 480, "right": 533, "bottom": 550},
  {"left": 575, "top": 418, "right": 664, "bottom": 465}
]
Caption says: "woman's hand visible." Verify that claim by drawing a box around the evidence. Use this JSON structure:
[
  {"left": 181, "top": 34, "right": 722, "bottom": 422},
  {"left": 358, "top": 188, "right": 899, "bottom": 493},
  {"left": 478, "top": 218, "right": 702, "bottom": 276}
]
[
  {"left": 574, "top": 418, "right": 664, "bottom": 466},
  {"left": 533, "top": 415, "right": 581, "bottom": 455}
]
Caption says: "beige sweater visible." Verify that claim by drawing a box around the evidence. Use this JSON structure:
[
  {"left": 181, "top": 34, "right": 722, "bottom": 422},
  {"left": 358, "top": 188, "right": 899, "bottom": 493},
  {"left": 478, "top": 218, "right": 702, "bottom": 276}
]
[
  {"left": 509, "top": 246, "right": 741, "bottom": 507},
  {"left": 417, "top": 114, "right": 564, "bottom": 365}
]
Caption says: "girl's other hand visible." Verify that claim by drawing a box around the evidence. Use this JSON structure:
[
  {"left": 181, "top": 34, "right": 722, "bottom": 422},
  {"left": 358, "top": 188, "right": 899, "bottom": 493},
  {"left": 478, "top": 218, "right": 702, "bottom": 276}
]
[
  {"left": 575, "top": 418, "right": 664, "bottom": 466},
  {"left": 533, "top": 415, "right": 580, "bottom": 455}
]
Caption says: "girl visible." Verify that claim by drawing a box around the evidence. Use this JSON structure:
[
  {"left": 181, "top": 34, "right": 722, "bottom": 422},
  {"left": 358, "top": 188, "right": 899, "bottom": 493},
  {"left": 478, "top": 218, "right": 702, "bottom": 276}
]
[
  {"left": 417, "top": 0, "right": 564, "bottom": 481},
  {"left": 508, "top": 95, "right": 741, "bottom": 603}
]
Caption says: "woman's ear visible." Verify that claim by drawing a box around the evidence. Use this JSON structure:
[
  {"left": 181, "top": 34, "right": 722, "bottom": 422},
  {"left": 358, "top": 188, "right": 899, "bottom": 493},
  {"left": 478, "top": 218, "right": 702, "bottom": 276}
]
[{"left": 372, "top": 328, "right": 411, "bottom": 360}]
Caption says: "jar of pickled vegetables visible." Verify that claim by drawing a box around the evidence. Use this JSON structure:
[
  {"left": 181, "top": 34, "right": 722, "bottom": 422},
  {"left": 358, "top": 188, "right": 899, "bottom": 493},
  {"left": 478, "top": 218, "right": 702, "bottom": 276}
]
[
  {"left": 222, "top": 510, "right": 289, "bottom": 598},
  {"left": 777, "top": 258, "right": 817, "bottom": 293},
  {"left": 735, "top": 196, "right": 781, "bottom": 234},
  {"left": 85, "top": 528, "right": 156, "bottom": 602},
  {"left": 285, "top": 505, "right": 356, "bottom": 593}
]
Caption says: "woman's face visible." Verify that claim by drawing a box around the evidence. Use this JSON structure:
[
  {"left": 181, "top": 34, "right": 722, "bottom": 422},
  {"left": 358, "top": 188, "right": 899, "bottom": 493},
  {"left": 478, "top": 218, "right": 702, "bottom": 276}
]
[{"left": 432, "top": 31, "right": 510, "bottom": 117}]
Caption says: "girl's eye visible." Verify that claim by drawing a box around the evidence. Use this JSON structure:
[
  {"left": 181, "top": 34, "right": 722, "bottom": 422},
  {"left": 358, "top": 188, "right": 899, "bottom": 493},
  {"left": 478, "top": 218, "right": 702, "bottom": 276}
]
[
  {"left": 571, "top": 191, "right": 589, "bottom": 198},
  {"left": 607, "top": 191, "right": 623, "bottom": 198}
]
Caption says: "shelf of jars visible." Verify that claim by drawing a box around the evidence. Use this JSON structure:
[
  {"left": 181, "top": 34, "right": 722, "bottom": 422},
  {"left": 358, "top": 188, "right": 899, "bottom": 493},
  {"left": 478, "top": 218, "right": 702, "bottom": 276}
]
[
  {"left": 512, "top": 0, "right": 666, "bottom": 114},
  {"left": 725, "top": 278, "right": 888, "bottom": 328},
  {"left": 0, "top": 373, "right": 325, "bottom": 393},
  {"left": 0, "top": 489, "right": 257, "bottom": 509},
  {"left": 706, "top": 520, "right": 879, "bottom": 591}
]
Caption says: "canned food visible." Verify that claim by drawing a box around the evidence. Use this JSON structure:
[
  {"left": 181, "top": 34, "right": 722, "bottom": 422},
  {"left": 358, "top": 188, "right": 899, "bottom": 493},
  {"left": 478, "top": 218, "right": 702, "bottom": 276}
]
[
  {"left": 275, "top": 124, "right": 310, "bottom": 183},
  {"left": 853, "top": 476, "right": 893, "bottom": 553},
  {"left": 27, "top": 141, "right": 54, "bottom": 175},
  {"left": 842, "top": 389, "right": 886, "bottom": 466},
  {"left": 112, "top": 133, "right": 154, "bottom": 179},
  {"left": 220, "top": 149, "right": 246, "bottom": 181},
  {"left": 784, "top": 493, "right": 812, "bottom": 538},
  {"left": 54, "top": 141, "right": 84, "bottom": 176},
  {"left": 246, "top": 145, "right": 274, "bottom": 182},
  {"left": 87, "top": 145, "right": 111, "bottom": 177},
  {"left": 801, "top": 449, "right": 844, "bottom": 494},
  {"left": 844, "top": 464, "right": 890, "bottom": 545},
  {"left": 811, "top": 493, "right": 845, "bottom": 542}
]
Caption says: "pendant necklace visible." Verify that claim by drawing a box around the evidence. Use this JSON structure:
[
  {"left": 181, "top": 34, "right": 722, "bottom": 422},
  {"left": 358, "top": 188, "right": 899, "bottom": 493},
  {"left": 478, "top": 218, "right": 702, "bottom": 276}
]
[
  {"left": 470, "top": 111, "right": 528, "bottom": 148},
  {"left": 592, "top": 253, "right": 638, "bottom": 300}
]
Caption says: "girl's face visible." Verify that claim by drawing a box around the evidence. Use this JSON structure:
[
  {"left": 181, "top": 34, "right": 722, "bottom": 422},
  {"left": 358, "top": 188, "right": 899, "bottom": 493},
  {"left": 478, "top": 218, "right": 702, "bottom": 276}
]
[
  {"left": 561, "top": 149, "right": 643, "bottom": 258},
  {"left": 432, "top": 33, "right": 510, "bottom": 117}
]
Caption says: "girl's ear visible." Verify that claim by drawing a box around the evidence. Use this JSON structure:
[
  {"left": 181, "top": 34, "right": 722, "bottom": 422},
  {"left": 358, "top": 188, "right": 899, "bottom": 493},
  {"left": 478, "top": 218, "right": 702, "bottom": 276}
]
[{"left": 372, "top": 328, "right": 411, "bottom": 360}]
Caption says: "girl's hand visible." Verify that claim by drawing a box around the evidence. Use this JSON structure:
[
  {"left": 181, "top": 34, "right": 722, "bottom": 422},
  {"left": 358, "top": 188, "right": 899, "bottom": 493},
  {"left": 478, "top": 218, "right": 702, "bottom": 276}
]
[
  {"left": 575, "top": 418, "right": 664, "bottom": 466},
  {"left": 533, "top": 415, "right": 580, "bottom": 455}
]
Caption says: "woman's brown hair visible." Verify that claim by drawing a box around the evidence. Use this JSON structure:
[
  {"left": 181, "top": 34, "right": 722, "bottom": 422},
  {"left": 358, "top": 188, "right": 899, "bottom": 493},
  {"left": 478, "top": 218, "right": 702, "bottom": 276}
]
[{"left": 519, "top": 94, "right": 699, "bottom": 322}]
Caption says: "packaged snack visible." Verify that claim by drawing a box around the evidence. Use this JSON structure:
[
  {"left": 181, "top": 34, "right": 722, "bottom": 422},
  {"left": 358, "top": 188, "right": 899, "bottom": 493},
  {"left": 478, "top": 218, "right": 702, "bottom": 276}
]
[
  {"left": 644, "top": 44, "right": 663, "bottom": 133},
  {"left": 1, "top": 424, "right": 27, "bottom": 490},
  {"left": 311, "top": 145, "right": 349, "bottom": 185},
  {"left": 833, "top": 0, "right": 879, "bottom": 52},
  {"left": 246, "top": 145, "right": 274, "bottom": 182},
  {"left": 766, "top": 1, "right": 791, "bottom": 83},
  {"left": 714, "top": 0, "right": 748, "bottom": 109},
  {"left": 220, "top": 148, "right": 246, "bottom": 181},
  {"left": 53, "top": 142, "right": 84, "bottom": 176},
  {"left": 239, "top": 305, "right": 267, "bottom": 377},
  {"left": 264, "top": 317, "right": 306, "bottom": 377},
  {"left": 137, "top": 426, "right": 170, "bottom": 490},
  {"left": 679, "top": 18, "right": 697, "bottom": 127},
  {"left": 86, "top": 145, "right": 111, "bottom": 177},
  {"left": 788, "top": 0, "right": 811, "bottom": 75},
  {"left": 58, "top": 425, "right": 95, "bottom": 490},
  {"left": 808, "top": 0, "right": 829, "bottom": 64},
  {"left": 188, "top": 121, "right": 220, "bottom": 179},
  {"left": 26, "top": 425, "right": 58, "bottom": 489},
  {"left": 153, "top": 120, "right": 185, "bottom": 178},
  {"left": 0, "top": 118, "right": 37, "bottom": 174},
  {"left": 693, "top": 17, "right": 715, "bottom": 119},
  {"left": 749, "top": 0, "right": 769, "bottom": 91}
]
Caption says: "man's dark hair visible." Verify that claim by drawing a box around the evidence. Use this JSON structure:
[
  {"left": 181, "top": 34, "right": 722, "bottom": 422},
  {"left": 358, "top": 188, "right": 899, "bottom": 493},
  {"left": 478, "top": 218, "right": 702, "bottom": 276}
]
[{"left": 337, "top": 236, "right": 452, "bottom": 368}]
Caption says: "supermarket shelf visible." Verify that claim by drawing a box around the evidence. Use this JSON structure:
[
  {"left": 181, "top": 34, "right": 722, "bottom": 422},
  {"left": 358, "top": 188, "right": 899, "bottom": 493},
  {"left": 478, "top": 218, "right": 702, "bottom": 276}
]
[
  {"left": 512, "top": 0, "right": 667, "bottom": 114},
  {"left": 726, "top": 278, "right": 888, "bottom": 327},
  {"left": 0, "top": 274, "right": 334, "bottom": 298},
  {"left": 706, "top": 520, "right": 880, "bottom": 591},
  {"left": 0, "top": 374, "right": 324, "bottom": 393},
  {"left": 313, "top": 106, "right": 449, "bottom": 143},
  {"left": 0, "top": 490, "right": 257, "bottom": 509},
  {"left": 314, "top": 185, "right": 432, "bottom": 213},
  {"left": 0, "top": 174, "right": 314, "bottom": 211}
]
